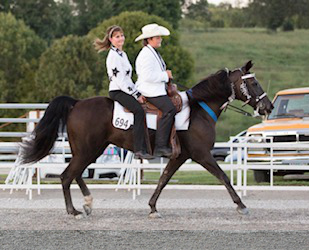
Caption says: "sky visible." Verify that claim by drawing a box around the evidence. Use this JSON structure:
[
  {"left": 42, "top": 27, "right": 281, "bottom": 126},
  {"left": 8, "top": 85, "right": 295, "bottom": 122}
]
[{"left": 207, "top": 0, "right": 249, "bottom": 7}]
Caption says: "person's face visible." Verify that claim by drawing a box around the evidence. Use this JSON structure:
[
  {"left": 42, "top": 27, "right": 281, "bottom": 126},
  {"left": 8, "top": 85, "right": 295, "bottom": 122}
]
[
  {"left": 148, "top": 36, "right": 162, "bottom": 48},
  {"left": 110, "top": 31, "right": 125, "bottom": 49}
]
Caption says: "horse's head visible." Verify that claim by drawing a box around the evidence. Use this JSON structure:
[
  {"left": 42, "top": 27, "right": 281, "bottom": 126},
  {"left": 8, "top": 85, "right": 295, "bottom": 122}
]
[{"left": 228, "top": 61, "right": 273, "bottom": 116}]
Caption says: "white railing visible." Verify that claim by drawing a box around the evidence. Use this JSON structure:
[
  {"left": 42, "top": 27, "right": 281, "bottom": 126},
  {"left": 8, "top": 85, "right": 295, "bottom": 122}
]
[
  {"left": 227, "top": 138, "right": 309, "bottom": 196},
  {"left": 2, "top": 139, "right": 309, "bottom": 200},
  {"left": 0, "top": 104, "right": 48, "bottom": 109}
]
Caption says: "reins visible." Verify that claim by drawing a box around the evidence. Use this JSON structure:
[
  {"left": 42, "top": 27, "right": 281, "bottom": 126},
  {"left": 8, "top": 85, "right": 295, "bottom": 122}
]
[
  {"left": 170, "top": 80, "right": 188, "bottom": 91},
  {"left": 224, "top": 104, "right": 253, "bottom": 117}
]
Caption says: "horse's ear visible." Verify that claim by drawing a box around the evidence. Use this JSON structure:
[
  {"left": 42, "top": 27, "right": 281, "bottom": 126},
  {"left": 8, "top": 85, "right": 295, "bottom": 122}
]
[
  {"left": 218, "top": 69, "right": 229, "bottom": 81},
  {"left": 243, "top": 60, "right": 253, "bottom": 72}
]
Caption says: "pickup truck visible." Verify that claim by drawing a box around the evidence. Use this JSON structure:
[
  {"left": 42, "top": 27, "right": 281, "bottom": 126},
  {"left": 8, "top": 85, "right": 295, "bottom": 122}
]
[
  {"left": 246, "top": 87, "right": 309, "bottom": 182},
  {"left": 211, "top": 130, "right": 247, "bottom": 161}
]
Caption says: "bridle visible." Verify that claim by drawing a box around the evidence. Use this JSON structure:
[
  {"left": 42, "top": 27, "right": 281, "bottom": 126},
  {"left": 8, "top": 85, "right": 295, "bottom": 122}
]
[
  {"left": 221, "top": 68, "right": 267, "bottom": 117},
  {"left": 241, "top": 73, "right": 267, "bottom": 106}
]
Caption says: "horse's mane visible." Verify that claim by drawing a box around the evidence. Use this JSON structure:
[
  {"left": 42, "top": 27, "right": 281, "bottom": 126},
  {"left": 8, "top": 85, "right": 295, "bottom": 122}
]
[{"left": 191, "top": 69, "right": 232, "bottom": 103}]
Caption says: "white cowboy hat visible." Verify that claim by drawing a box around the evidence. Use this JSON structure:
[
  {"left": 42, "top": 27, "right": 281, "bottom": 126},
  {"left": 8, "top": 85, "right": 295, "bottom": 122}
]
[{"left": 135, "top": 23, "right": 170, "bottom": 42}]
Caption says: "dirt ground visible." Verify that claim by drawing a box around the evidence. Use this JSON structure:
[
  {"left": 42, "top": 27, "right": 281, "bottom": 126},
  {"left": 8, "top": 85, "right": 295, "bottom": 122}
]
[{"left": 1, "top": 188, "right": 309, "bottom": 249}]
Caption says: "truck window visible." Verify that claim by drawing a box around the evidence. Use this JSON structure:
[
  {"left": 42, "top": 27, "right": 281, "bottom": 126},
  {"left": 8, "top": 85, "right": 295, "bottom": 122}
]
[{"left": 268, "top": 94, "right": 309, "bottom": 119}]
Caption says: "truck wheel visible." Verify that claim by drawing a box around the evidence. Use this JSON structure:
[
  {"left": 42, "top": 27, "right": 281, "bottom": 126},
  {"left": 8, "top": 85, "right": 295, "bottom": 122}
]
[
  {"left": 214, "top": 156, "right": 226, "bottom": 162},
  {"left": 254, "top": 170, "right": 270, "bottom": 183}
]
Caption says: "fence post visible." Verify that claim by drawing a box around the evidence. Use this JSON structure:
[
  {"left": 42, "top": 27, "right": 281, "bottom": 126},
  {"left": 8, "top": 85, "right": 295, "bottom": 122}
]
[
  {"left": 37, "top": 165, "right": 41, "bottom": 195},
  {"left": 230, "top": 141, "right": 234, "bottom": 186},
  {"left": 243, "top": 140, "right": 248, "bottom": 196},
  {"left": 137, "top": 165, "right": 141, "bottom": 196},
  {"left": 270, "top": 138, "right": 274, "bottom": 186},
  {"left": 28, "top": 167, "right": 33, "bottom": 200},
  {"left": 236, "top": 144, "right": 242, "bottom": 198}
]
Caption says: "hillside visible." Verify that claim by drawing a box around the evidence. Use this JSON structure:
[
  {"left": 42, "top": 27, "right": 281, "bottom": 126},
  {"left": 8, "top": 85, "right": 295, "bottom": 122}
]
[{"left": 179, "top": 28, "right": 309, "bottom": 141}]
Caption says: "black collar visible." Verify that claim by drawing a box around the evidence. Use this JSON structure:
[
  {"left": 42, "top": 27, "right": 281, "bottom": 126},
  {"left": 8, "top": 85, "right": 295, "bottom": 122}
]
[{"left": 111, "top": 45, "right": 123, "bottom": 57}]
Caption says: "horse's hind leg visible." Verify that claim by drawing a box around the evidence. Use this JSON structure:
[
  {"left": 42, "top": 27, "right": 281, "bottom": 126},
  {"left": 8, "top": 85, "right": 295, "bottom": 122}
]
[
  {"left": 75, "top": 175, "right": 93, "bottom": 216},
  {"left": 148, "top": 153, "right": 189, "bottom": 218},
  {"left": 60, "top": 156, "right": 92, "bottom": 218},
  {"left": 195, "top": 152, "right": 248, "bottom": 215},
  {"left": 60, "top": 167, "right": 81, "bottom": 217},
  {"left": 72, "top": 143, "right": 109, "bottom": 217}
]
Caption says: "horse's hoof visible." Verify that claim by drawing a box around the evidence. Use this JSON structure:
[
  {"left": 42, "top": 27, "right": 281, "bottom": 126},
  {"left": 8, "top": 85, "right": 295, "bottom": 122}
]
[
  {"left": 74, "top": 213, "right": 85, "bottom": 220},
  {"left": 83, "top": 204, "right": 92, "bottom": 216},
  {"left": 237, "top": 206, "right": 249, "bottom": 215},
  {"left": 148, "top": 212, "right": 162, "bottom": 219}
]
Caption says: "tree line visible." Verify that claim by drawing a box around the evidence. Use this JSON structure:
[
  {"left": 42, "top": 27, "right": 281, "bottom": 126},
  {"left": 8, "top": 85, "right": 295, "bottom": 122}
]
[
  {"left": 2, "top": 0, "right": 308, "bottom": 43},
  {"left": 1, "top": 0, "right": 308, "bottom": 104},
  {"left": 1, "top": 0, "right": 182, "bottom": 43},
  {"left": 182, "top": 0, "right": 309, "bottom": 31}
]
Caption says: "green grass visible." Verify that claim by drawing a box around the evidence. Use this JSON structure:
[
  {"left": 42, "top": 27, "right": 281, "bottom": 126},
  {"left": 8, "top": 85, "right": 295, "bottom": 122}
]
[
  {"left": 179, "top": 27, "right": 309, "bottom": 141},
  {"left": 143, "top": 170, "right": 309, "bottom": 186},
  {"left": 2, "top": 171, "right": 309, "bottom": 186}
]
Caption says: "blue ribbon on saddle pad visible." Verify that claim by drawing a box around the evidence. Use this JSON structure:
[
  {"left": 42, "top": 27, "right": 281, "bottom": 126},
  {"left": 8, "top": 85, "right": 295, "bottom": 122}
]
[{"left": 186, "top": 89, "right": 218, "bottom": 122}]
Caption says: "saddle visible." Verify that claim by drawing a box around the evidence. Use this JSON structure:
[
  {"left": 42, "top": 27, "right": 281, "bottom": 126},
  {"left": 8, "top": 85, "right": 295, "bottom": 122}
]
[
  {"left": 125, "top": 83, "right": 182, "bottom": 159},
  {"left": 144, "top": 83, "right": 183, "bottom": 114}
]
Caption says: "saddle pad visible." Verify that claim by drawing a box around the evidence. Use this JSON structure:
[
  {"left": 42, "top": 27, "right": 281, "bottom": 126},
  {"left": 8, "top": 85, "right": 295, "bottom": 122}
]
[{"left": 112, "top": 91, "right": 190, "bottom": 131}]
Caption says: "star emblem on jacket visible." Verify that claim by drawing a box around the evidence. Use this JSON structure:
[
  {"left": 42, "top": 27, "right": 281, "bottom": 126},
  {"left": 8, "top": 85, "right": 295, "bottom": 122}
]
[
  {"left": 112, "top": 67, "right": 119, "bottom": 77},
  {"left": 126, "top": 70, "right": 130, "bottom": 76}
]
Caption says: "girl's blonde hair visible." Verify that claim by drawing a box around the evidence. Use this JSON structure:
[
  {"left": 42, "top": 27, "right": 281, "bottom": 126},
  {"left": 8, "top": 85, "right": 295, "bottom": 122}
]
[{"left": 93, "top": 25, "right": 123, "bottom": 53}]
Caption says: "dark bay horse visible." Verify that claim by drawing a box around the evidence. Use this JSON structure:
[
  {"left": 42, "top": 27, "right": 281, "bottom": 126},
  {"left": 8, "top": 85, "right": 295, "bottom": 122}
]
[{"left": 21, "top": 61, "right": 273, "bottom": 218}]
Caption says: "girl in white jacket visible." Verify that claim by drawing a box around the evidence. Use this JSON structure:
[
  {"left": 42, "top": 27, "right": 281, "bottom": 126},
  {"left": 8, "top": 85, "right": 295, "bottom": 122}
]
[{"left": 94, "top": 25, "right": 153, "bottom": 160}]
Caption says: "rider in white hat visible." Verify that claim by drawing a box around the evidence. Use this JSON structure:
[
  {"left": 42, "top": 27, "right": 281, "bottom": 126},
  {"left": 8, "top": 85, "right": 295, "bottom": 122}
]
[{"left": 135, "top": 23, "right": 176, "bottom": 158}]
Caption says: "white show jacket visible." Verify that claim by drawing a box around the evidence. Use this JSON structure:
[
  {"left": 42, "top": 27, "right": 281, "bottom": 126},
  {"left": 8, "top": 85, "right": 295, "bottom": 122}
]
[
  {"left": 135, "top": 44, "right": 169, "bottom": 97},
  {"left": 106, "top": 46, "right": 140, "bottom": 98}
]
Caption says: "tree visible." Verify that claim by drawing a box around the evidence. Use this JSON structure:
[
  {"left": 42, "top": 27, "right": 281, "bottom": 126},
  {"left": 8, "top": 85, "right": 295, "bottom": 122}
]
[
  {"left": 33, "top": 35, "right": 105, "bottom": 102},
  {"left": 73, "top": 0, "right": 182, "bottom": 36},
  {"left": 89, "top": 11, "right": 194, "bottom": 92},
  {"left": 185, "top": 0, "right": 211, "bottom": 23},
  {"left": 114, "top": 0, "right": 182, "bottom": 29},
  {"left": 72, "top": 0, "right": 115, "bottom": 36},
  {"left": 3, "top": 0, "right": 183, "bottom": 40},
  {"left": 0, "top": 12, "right": 46, "bottom": 102},
  {"left": 209, "top": 3, "right": 248, "bottom": 28},
  {"left": 293, "top": 0, "right": 309, "bottom": 29},
  {"left": 9, "top": 0, "right": 59, "bottom": 41},
  {"left": 0, "top": 0, "right": 10, "bottom": 12},
  {"left": 3, "top": 0, "right": 77, "bottom": 42},
  {"left": 54, "top": 2, "right": 78, "bottom": 38},
  {"left": 246, "top": 0, "right": 301, "bottom": 30}
]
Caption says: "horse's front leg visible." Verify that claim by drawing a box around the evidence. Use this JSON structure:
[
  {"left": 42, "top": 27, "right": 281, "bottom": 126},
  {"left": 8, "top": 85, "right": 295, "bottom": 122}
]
[
  {"left": 148, "top": 153, "right": 189, "bottom": 218},
  {"left": 194, "top": 152, "right": 248, "bottom": 215}
]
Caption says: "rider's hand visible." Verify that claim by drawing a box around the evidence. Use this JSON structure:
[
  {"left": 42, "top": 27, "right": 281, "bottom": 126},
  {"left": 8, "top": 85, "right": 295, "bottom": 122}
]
[
  {"left": 166, "top": 70, "right": 173, "bottom": 79},
  {"left": 137, "top": 95, "right": 146, "bottom": 104}
]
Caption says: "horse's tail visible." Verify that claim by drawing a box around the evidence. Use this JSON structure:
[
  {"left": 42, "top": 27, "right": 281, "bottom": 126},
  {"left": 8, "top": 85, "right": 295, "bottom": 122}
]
[{"left": 21, "top": 96, "right": 78, "bottom": 164}]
